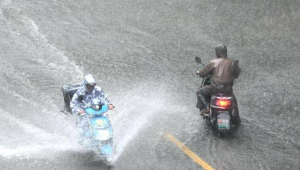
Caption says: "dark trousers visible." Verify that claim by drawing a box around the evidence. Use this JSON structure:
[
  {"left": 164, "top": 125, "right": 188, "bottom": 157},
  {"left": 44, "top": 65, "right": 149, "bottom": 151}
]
[{"left": 196, "top": 85, "right": 240, "bottom": 124}]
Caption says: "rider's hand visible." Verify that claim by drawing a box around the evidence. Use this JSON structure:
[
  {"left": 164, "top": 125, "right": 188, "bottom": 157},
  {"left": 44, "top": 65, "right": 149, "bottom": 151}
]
[
  {"left": 196, "top": 70, "right": 202, "bottom": 74},
  {"left": 78, "top": 110, "right": 85, "bottom": 115},
  {"left": 108, "top": 104, "right": 114, "bottom": 110}
]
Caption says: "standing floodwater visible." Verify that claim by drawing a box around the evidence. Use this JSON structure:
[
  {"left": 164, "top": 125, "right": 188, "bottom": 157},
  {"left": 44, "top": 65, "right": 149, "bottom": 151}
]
[{"left": 0, "top": 0, "right": 299, "bottom": 169}]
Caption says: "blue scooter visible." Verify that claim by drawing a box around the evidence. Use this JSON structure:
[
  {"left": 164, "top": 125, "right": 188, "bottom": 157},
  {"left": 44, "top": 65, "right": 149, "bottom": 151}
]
[{"left": 77, "top": 104, "right": 114, "bottom": 163}]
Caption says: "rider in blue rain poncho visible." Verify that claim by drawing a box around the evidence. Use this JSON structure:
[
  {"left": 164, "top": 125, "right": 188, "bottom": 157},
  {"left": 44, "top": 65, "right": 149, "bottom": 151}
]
[
  {"left": 70, "top": 74, "right": 114, "bottom": 140},
  {"left": 70, "top": 74, "right": 114, "bottom": 114}
]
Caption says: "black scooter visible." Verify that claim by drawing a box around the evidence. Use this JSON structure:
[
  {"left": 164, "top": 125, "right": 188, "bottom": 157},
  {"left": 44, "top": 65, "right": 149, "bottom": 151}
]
[{"left": 195, "top": 57, "right": 237, "bottom": 137}]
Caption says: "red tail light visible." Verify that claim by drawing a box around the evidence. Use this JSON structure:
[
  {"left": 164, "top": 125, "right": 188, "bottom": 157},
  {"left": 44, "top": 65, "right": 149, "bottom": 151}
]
[{"left": 215, "top": 99, "right": 231, "bottom": 107}]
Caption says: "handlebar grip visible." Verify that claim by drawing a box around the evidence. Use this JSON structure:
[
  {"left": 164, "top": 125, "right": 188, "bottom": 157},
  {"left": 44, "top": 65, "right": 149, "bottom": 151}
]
[{"left": 78, "top": 112, "right": 86, "bottom": 116}]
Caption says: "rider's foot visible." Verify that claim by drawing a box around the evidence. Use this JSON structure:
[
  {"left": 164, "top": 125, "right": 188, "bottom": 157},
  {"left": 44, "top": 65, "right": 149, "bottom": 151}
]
[{"left": 200, "top": 109, "right": 209, "bottom": 116}]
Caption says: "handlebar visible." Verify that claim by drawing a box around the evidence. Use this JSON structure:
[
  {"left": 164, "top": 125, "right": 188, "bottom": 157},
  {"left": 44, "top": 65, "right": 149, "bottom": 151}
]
[{"left": 78, "top": 104, "right": 115, "bottom": 116}]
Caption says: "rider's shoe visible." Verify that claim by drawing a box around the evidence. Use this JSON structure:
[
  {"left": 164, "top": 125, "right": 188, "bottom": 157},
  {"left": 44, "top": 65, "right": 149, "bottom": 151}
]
[{"left": 200, "top": 109, "right": 209, "bottom": 116}]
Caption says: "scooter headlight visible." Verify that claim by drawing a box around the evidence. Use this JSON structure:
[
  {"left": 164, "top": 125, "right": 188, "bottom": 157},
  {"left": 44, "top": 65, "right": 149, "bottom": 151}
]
[{"left": 96, "top": 129, "right": 111, "bottom": 141}]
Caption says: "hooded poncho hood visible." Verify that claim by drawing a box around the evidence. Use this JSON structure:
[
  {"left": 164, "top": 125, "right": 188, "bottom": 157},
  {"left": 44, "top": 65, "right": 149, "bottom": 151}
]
[
  {"left": 84, "top": 74, "right": 96, "bottom": 86},
  {"left": 215, "top": 44, "right": 227, "bottom": 58}
]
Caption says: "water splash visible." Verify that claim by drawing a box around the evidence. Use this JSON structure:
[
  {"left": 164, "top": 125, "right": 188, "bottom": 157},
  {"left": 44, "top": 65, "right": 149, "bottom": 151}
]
[
  {"left": 111, "top": 110, "right": 148, "bottom": 162},
  {"left": 0, "top": 143, "right": 86, "bottom": 159},
  {"left": 110, "top": 84, "right": 168, "bottom": 163},
  {"left": 0, "top": 107, "right": 86, "bottom": 159}
]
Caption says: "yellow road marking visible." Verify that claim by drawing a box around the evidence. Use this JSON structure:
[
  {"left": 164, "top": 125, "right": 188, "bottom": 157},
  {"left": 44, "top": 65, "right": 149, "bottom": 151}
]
[{"left": 163, "top": 133, "right": 215, "bottom": 170}]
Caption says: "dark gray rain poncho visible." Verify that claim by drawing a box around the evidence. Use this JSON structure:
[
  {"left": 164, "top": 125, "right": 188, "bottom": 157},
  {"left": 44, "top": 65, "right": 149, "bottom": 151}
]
[{"left": 199, "top": 45, "right": 241, "bottom": 88}]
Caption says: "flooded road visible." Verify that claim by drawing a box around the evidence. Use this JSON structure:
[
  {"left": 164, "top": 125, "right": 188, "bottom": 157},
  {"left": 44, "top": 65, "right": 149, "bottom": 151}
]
[{"left": 1, "top": 0, "right": 299, "bottom": 169}]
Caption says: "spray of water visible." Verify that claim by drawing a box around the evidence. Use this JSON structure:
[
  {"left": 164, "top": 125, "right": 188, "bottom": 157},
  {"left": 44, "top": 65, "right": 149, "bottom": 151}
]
[
  {"left": 0, "top": 2, "right": 87, "bottom": 159},
  {"left": 110, "top": 84, "right": 168, "bottom": 163},
  {"left": 0, "top": 108, "right": 87, "bottom": 159},
  {"left": 1, "top": 1, "right": 170, "bottom": 164},
  {"left": 0, "top": 144, "right": 87, "bottom": 159},
  {"left": 111, "top": 110, "right": 148, "bottom": 162}
]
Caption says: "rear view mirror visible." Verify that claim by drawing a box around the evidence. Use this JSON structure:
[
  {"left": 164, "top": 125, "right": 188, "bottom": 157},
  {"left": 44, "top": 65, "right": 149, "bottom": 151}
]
[
  {"left": 233, "top": 60, "right": 239, "bottom": 65},
  {"left": 195, "top": 56, "right": 202, "bottom": 64}
]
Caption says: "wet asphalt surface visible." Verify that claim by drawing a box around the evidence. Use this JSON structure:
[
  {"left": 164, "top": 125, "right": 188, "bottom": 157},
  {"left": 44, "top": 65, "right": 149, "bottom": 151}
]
[{"left": 0, "top": 0, "right": 300, "bottom": 169}]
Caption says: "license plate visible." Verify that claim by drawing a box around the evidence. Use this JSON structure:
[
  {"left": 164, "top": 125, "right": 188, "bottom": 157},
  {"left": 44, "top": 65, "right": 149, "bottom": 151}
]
[
  {"left": 217, "top": 112, "right": 230, "bottom": 129},
  {"left": 217, "top": 119, "right": 230, "bottom": 129}
]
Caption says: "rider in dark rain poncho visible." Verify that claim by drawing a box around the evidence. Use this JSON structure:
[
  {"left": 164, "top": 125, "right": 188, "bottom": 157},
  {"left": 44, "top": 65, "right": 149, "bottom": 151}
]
[{"left": 196, "top": 45, "right": 241, "bottom": 126}]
